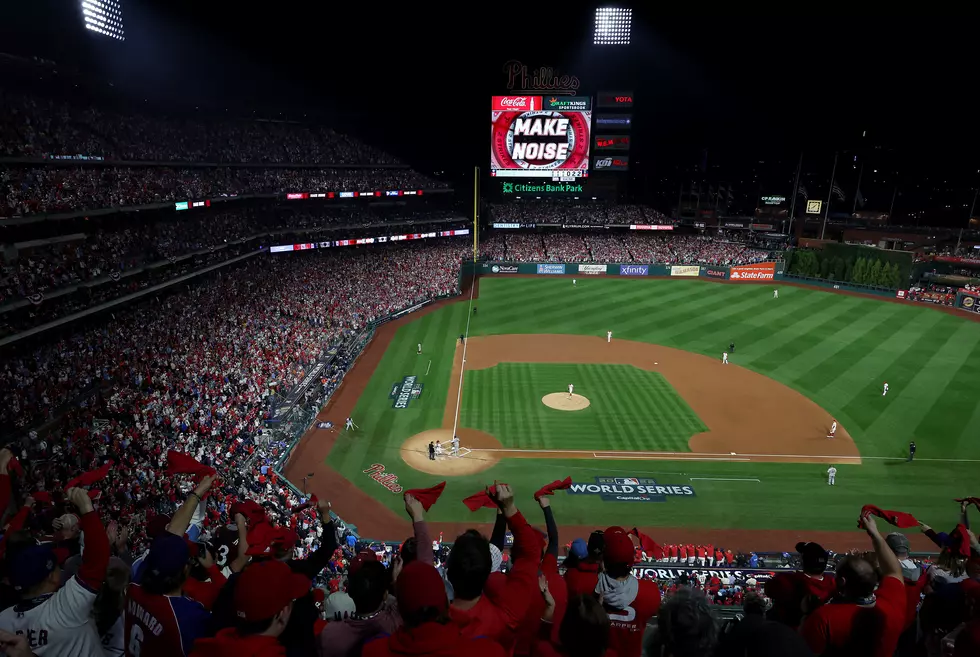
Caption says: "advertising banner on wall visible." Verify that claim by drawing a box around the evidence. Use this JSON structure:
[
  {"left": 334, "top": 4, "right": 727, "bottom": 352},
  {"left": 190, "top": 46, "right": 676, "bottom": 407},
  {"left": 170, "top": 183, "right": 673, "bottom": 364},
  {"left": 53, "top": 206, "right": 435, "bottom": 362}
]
[
  {"left": 489, "top": 264, "right": 519, "bottom": 274},
  {"left": 619, "top": 264, "right": 649, "bottom": 276},
  {"left": 729, "top": 262, "right": 776, "bottom": 281},
  {"left": 537, "top": 263, "right": 567, "bottom": 274},
  {"left": 670, "top": 265, "right": 700, "bottom": 277},
  {"left": 578, "top": 264, "right": 607, "bottom": 275},
  {"left": 702, "top": 267, "right": 728, "bottom": 279}
]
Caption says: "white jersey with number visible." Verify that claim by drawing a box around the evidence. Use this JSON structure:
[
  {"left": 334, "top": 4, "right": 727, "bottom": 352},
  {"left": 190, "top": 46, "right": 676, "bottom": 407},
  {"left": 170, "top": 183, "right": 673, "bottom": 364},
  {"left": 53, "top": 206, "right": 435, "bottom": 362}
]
[
  {"left": 0, "top": 576, "right": 102, "bottom": 656},
  {"left": 827, "top": 467, "right": 837, "bottom": 478},
  {"left": 102, "top": 614, "right": 125, "bottom": 656}
]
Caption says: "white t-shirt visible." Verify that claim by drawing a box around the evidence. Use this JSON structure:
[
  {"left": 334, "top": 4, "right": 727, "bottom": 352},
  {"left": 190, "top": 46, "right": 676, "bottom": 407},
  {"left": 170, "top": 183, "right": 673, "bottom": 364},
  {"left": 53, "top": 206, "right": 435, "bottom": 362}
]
[{"left": 0, "top": 577, "right": 102, "bottom": 656}]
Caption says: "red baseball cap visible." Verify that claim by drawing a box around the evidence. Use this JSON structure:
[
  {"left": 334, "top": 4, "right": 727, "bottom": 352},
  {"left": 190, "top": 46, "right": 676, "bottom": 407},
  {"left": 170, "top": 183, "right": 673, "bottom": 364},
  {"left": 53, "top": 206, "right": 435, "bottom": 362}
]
[
  {"left": 396, "top": 560, "right": 448, "bottom": 615},
  {"left": 603, "top": 526, "right": 636, "bottom": 566},
  {"left": 347, "top": 550, "right": 378, "bottom": 577},
  {"left": 234, "top": 561, "right": 311, "bottom": 622}
]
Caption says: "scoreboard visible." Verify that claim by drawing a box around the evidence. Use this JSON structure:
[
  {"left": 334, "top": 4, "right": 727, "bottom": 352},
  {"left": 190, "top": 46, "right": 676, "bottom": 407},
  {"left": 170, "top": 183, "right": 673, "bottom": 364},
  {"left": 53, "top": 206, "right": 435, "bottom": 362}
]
[{"left": 490, "top": 95, "right": 592, "bottom": 180}]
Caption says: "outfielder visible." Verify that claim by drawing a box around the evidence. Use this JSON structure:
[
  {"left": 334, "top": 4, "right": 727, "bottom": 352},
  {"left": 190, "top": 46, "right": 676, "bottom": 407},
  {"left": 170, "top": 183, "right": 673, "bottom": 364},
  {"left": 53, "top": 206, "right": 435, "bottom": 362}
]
[
  {"left": 882, "top": 382, "right": 889, "bottom": 396},
  {"left": 572, "top": 279, "right": 577, "bottom": 287},
  {"left": 827, "top": 466, "right": 837, "bottom": 486},
  {"left": 828, "top": 420, "right": 837, "bottom": 439},
  {"left": 417, "top": 343, "right": 422, "bottom": 355},
  {"left": 773, "top": 289, "right": 779, "bottom": 299},
  {"left": 345, "top": 417, "right": 358, "bottom": 431},
  {"left": 568, "top": 383, "right": 574, "bottom": 399},
  {"left": 607, "top": 331, "right": 612, "bottom": 343},
  {"left": 722, "top": 352, "right": 729, "bottom": 364}
]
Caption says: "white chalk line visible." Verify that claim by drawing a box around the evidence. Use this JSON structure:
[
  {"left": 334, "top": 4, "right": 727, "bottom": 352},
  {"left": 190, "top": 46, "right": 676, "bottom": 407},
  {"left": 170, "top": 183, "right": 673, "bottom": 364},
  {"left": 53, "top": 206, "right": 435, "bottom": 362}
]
[
  {"left": 690, "top": 477, "right": 761, "bottom": 482},
  {"left": 467, "top": 447, "right": 977, "bottom": 464},
  {"left": 450, "top": 283, "right": 476, "bottom": 440},
  {"left": 425, "top": 359, "right": 431, "bottom": 376}
]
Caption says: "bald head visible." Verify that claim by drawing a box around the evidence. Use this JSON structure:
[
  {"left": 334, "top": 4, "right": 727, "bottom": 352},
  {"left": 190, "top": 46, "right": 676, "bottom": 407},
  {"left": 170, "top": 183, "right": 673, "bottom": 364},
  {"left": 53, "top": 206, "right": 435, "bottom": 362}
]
[{"left": 836, "top": 555, "right": 877, "bottom": 599}]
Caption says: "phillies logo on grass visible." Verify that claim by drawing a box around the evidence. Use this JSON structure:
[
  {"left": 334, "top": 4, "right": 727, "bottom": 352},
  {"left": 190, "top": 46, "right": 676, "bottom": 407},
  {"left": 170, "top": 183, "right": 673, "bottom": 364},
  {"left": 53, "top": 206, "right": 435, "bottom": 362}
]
[{"left": 362, "top": 463, "right": 404, "bottom": 494}]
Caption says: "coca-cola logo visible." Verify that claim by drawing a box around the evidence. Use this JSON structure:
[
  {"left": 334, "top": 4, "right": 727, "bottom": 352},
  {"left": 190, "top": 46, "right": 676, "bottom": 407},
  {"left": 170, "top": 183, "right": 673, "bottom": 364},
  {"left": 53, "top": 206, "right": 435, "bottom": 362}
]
[{"left": 500, "top": 96, "right": 528, "bottom": 107}]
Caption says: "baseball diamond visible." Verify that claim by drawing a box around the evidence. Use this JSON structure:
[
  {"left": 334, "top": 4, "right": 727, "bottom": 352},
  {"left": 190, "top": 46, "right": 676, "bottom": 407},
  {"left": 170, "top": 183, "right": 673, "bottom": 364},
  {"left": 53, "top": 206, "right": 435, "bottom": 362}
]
[{"left": 284, "top": 274, "right": 980, "bottom": 550}]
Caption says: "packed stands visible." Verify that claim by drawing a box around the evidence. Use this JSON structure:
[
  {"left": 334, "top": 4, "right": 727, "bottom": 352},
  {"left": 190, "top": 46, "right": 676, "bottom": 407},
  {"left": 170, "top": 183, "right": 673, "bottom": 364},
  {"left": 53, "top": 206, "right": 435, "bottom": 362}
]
[{"left": 490, "top": 202, "right": 670, "bottom": 226}]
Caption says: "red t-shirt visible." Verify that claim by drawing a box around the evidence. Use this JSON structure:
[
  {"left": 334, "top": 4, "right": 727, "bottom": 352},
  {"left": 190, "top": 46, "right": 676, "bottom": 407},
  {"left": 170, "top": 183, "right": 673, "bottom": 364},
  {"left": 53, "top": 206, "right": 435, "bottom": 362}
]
[
  {"left": 564, "top": 560, "right": 600, "bottom": 598},
  {"left": 605, "top": 578, "right": 661, "bottom": 657},
  {"left": 800, "top": 576, "right": 907, "bottom": 657},
  {"left": 765, "top": 571, "right": 836, "bottom": 627},
  {"left": 679, "top": 547, "right": 688, "bottom": 560},
  {"left": 902, "top": 572, "right": 927, "bottom": 630}
]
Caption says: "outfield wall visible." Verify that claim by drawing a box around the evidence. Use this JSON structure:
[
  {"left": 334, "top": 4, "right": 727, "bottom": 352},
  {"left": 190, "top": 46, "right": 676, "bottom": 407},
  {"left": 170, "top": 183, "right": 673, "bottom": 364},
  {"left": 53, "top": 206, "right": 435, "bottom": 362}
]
[{"left": 470, "top": 261, "right": 784, "bottom": 282}]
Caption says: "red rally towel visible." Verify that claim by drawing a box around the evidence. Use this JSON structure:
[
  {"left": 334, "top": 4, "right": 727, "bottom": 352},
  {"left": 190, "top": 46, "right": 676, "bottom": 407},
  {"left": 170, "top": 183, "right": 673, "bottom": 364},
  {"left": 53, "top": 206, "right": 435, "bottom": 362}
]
[
  {"left": 65, "top": 461, "right": 113, "bottom": 490},
  {"left": 231, "top": 499, "right": 268, "bottom": 525},
  {"left": 166, "top": 450, "right": 217, "bottom": 477},
  {"left": 404, "top": 482, "right": 446, "bottom": 511},
  {"left": 7, "top": 457, "right": 23, "bottom": 477},
  {"left": 630, "top": 527, "right": 665, "bottom": 561},
  {"left": 291, "top": 494, "right": 319, "bottom": 515},
  {"left": 859, "top": 504, "right": 919, "bottom": 528},
  {"left": 534, "top": 477, "right": 572, "bottom": 500},
  {"left": 462, "top": 484, "right": 504, "bottom": 512}
]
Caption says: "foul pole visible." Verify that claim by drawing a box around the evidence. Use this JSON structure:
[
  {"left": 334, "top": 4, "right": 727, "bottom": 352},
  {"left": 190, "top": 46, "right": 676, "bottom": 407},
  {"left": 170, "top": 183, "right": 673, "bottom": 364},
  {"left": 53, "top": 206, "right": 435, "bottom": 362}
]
[{"left": 473, "top": 166, "right": 480, "bottom": 263}]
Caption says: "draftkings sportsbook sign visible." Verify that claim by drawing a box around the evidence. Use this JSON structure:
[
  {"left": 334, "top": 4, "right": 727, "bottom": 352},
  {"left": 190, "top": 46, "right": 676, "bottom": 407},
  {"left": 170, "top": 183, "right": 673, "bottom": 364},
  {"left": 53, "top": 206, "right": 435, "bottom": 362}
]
[{"left": 567, "top": 476, "right": 696, "bottom": 503}]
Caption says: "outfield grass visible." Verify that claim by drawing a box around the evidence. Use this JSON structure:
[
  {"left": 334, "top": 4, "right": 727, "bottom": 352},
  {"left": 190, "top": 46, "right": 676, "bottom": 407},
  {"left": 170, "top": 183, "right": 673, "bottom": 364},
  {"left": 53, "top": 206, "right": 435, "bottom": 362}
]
[
  {"left": 462, "top": 363, "right": 706, "bottom": 451},
  {"left": 327, "top": 277, "right": 980, "bottom": 532}
]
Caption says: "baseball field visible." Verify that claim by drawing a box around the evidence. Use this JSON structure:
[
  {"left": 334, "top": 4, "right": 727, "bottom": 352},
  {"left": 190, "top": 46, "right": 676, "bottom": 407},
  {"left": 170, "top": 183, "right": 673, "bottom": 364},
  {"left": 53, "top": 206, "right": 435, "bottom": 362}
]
[{"left": 285, "top": 276, "right": 980, "bottom": 550}]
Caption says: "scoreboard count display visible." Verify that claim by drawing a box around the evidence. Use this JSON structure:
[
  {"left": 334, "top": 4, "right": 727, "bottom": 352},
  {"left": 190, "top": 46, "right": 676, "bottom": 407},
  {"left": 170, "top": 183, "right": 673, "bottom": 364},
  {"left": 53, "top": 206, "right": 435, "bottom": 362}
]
[{"left": 491, "top": 95, "right": 592, "bottom": 179}]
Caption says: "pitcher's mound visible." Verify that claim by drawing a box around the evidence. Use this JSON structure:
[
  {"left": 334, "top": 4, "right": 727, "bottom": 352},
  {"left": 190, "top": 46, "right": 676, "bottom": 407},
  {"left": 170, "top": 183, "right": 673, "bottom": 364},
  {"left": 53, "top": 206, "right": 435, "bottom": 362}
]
[
  {"left": 400, "top": 428, "right": 503, "bottom": 476},
  {"left": 542, "top": 393, "right": 591, "bottom": 411}
]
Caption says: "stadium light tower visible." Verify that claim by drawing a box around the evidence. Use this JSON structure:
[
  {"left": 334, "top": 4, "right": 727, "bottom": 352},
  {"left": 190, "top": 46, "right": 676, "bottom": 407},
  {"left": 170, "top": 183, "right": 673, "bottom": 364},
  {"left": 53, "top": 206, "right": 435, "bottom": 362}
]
[
  {"left": 593, "top": 7, "right": 631, "bottom": 46},
  {"left": 80, "top": 0, "right": 126, "bottom": 41}
]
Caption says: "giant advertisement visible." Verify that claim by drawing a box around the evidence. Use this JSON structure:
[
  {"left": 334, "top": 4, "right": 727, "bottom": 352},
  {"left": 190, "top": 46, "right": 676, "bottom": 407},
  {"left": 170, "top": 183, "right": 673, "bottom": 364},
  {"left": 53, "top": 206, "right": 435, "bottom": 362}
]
[{"left": 491, "top": 96, "right": 591, "bottom": 179}]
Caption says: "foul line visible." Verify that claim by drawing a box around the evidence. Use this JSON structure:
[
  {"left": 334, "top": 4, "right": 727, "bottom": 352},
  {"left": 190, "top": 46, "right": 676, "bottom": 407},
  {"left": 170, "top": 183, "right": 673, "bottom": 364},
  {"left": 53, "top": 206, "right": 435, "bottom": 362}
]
[
  {"left": 467, "top": 447, "right": 980, "bottom": 464},
  {"left": 450, "top": 281, "right": 477, "bottom": 440},
  {"left": 690, "top": 477, "right": 761, "bottom": 482}
]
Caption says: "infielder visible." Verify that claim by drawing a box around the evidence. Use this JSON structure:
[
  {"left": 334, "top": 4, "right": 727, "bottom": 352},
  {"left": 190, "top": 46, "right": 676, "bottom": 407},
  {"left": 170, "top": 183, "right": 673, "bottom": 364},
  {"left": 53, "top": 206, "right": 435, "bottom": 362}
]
[
  {"left": 345, "top": 417, "right": 358, "bottom": 431},
  {"left": 722, "top": 352, "right": 729, "bottom": 364},
  {"left": 827, "top": 466, "right": 837, "bottom": 486},
  {"left": 828, "top": 420, "right": 837, "bottom": 439},
  {"left": 773, "top": 289, "right": 779, "bottom": 299},
  {"left": 417, "top": 343, "right": 422, "bottom": 355},
  {"left": 882, "top": 382, "right": 889, "bottom": 396},
  {"left": 607, "top": 330, "right": 612, "bottom": 343},
  {"left": 568, "top": 383, "right": 574, "bottom": 399}
]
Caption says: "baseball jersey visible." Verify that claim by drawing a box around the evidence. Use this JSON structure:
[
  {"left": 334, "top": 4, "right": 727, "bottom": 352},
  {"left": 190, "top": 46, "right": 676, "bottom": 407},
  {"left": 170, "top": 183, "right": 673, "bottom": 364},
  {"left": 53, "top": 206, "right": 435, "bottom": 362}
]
[
  {"left": 605, "top": 578, "right": 661, "bottom": 657},
  {"left": 828, "top": 467, "right": 838, "bottom": 477},
  {"left": 0, "top": 576, "right": 103, "bottom": 656},
  {"left": 211, "top": 525, "right": 239, "bottom": 574},
  {"left": 125, "top": 583, "right": 210, "bottom": 656}
]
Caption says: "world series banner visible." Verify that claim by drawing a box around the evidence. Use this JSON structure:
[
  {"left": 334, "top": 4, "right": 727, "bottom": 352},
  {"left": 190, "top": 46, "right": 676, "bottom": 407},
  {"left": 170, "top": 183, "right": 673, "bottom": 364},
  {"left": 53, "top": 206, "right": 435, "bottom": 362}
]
[{"left": 491, "top": 96, "right": 591, "bottom": 178}]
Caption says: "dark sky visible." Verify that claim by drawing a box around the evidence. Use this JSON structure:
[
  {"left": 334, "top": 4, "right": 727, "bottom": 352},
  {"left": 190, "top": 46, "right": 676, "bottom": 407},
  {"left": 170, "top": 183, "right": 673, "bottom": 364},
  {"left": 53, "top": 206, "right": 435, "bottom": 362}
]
[{"left": 2, "top": 3, "right": 977, "bottom": 219}]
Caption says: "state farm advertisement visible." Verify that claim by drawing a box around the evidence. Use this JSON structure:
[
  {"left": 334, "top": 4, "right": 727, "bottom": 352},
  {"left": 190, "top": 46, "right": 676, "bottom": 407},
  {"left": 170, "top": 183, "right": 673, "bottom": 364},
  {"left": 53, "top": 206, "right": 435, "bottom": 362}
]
[
  {"left": 491, "top": 96, "right": 591, "bottom": 178},
  {"left": 729, "top": 262, "right": 776, "bottom": 281}
]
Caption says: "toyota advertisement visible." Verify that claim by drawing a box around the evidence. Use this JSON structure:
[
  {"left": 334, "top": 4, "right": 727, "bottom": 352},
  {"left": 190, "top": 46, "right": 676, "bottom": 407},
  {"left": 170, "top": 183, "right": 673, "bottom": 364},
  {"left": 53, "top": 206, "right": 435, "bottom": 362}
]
[{"left": 491, "top": 96, "right": 591, "bottom": 179}]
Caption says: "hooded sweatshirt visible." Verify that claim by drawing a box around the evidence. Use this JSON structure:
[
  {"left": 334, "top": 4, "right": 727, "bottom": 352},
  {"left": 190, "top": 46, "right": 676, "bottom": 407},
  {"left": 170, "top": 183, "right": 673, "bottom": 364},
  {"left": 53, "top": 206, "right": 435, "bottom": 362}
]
[
  {"left": 595, "top": 572, "right": 661, "bottom": 657},
  {"left": 189, "top": 628, "right": 286, "bottom": 657},
  {"left": 363, "top": 621, "right": 505, "bottom": 657},
  {"left": 318, "top": 598, "right": 402, "bottom": 657},
  {"left": 563, "top": 559, "right": 600, "bottom": 598}
]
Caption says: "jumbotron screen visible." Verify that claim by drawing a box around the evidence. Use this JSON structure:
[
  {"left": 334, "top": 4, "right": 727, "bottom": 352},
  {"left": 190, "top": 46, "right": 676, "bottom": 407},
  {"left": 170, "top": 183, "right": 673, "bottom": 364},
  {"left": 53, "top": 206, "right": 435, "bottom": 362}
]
[{"left": 490, "top": 96, "right": 591, "bottom": 179}]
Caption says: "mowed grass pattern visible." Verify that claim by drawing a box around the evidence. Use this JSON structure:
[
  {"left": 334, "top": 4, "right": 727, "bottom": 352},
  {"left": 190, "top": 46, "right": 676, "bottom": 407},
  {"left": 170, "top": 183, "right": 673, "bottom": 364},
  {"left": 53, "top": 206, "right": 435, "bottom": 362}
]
[
  {"left": 471, "top": 277, "right": 980, "bottom": 459},
  {"left": 325, "top": 277, "right": 980, "bottom": 532},
  {"left": 462, "top": 363, "right": 706, "bottom": 451}
]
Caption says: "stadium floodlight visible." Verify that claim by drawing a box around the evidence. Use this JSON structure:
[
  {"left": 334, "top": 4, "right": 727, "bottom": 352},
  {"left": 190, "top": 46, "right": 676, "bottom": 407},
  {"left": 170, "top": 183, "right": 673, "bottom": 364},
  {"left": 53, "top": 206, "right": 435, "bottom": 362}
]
[
  {"left": 593, "top": 7, "right": 631, "bottom": 46},
  {"left": 81, "top": 0, "right": 125, "bottom": 41}
]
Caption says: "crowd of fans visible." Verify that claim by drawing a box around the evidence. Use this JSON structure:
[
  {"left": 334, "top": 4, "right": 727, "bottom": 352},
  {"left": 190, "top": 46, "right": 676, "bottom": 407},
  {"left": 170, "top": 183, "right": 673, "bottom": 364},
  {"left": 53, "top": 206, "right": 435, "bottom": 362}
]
[
  {"left": 0, "top": 166, "right": 447, "bottom": 218},
  {"left": 0, "top": 89, "right": 399, "bottom": 165},
  {"left": 0, "top": 206, "right": 462, "bottom": 307},
  {"left": 490, "top": 203, "right": 671, "bottom": 226},
  {"left": 480, "top": 232, "right": 772, "bottom": 266}
]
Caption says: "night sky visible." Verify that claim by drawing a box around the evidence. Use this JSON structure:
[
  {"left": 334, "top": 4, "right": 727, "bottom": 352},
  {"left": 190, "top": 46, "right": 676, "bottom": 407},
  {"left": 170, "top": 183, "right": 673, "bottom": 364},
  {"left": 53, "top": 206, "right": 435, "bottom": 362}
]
[{"left": 2, "top": 3, "right": 977, "bottom": 222}]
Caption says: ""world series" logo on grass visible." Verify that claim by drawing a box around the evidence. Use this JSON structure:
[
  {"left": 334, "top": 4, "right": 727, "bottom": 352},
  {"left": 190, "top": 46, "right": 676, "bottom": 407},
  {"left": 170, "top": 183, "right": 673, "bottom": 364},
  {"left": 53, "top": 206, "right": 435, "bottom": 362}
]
[
  {"left": 390, "top": 376, "right": 423, "bottom": 409},
  {"left": 566, "top": 476, "right": 696, "bottom": 503}
]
